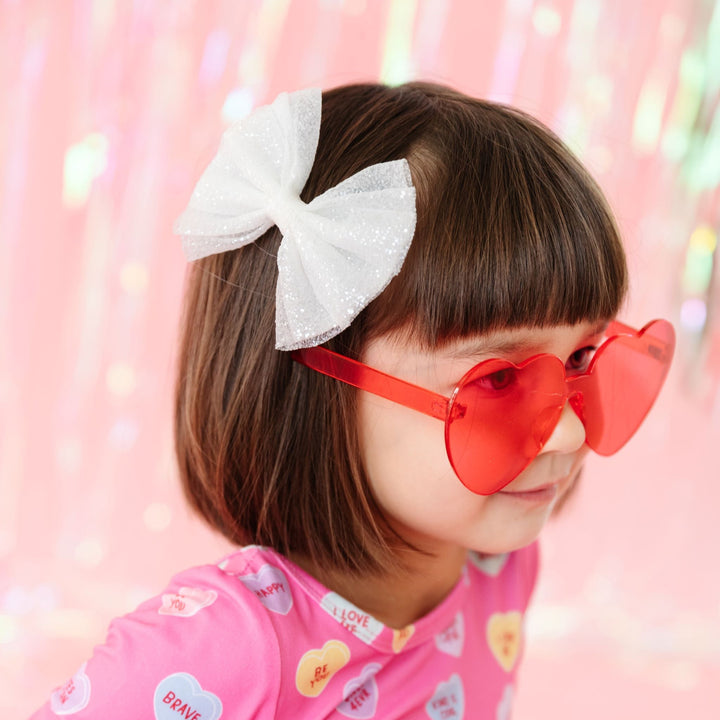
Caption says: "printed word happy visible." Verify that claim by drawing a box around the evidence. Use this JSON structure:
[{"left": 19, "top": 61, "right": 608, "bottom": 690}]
[{"left": 254, "top": 582, "right": 286, "bottom": 600}]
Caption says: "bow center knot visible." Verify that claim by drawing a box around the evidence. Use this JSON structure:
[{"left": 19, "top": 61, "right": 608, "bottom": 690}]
[{"left": 266, "top": 190, "right": 308, "bottom": 239}]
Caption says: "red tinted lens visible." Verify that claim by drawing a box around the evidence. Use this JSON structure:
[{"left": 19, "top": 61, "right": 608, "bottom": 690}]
[
  {"left": 446, "top": 356, "right": 567, "bottom": 495},
  {"left": 571, "top": 319, "right": 675, "bottom": 455}
]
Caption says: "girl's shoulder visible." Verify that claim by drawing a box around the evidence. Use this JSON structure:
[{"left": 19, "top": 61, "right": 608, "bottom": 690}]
[{"left": 32, "top": 546, "right": 287, "bottom": 720}]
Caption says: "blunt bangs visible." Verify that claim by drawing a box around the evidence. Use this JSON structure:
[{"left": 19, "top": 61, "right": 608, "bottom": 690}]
[{"left": 360, "top": 88, "right": 628, "bottom": 347}]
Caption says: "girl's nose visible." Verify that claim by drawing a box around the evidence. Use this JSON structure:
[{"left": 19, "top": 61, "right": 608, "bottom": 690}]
[{"left": 538, "top": 402, "right": 587, "bottom": 455}]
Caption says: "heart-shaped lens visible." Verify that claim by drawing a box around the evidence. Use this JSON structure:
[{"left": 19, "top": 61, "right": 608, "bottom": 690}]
[
  {"left": 572, "top": 319, "right": 675, "bottom": 455},
  {"left": 446, "top": 355, "right": 567, "bottom": 495}
]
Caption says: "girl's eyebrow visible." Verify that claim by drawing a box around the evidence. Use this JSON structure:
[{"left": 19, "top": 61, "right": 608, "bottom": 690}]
[{"left": 446, "top": 321, "right": 610, "bottom": 360}]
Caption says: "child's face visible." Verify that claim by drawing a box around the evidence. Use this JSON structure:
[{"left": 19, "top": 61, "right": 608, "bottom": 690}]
[{"left": 358, "top": 320, "right": 607, "bottom": 558}]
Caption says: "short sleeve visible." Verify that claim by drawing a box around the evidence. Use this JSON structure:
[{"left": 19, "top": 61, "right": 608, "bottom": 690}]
[{"left": 29, "top": 563, "right": 281, "bottom": 719}]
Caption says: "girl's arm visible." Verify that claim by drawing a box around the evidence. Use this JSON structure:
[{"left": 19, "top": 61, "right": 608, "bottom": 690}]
[{"left": 29, "top": 563, "right": 281, "bottom": 719}]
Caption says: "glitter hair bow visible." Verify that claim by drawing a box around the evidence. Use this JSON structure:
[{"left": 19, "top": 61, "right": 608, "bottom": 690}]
[{"left": 174, "top": 87, "right": 417, "bottom": 350}]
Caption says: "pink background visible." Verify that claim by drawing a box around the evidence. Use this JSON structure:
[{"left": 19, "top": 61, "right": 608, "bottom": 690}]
[{"left": 2, "top": 0, "right": 719, "bottom": 717}]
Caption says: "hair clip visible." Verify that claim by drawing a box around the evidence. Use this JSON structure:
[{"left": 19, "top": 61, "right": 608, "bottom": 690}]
[{"left": 174, "top": 88, "right": 417, "bottom": 350}]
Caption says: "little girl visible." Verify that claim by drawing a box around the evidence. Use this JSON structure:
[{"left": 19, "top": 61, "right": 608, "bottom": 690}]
[{"left": 33, "top": 82, "right": 674, "bottom": 719}]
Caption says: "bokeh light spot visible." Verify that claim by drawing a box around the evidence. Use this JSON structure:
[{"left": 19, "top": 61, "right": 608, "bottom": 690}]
[
  {"left": 690, "top": 224, "right": 717, "bottom": 254},
  {"left": 532, "top": 5, "right": 562, "bottom": 36},
  {"left": 633, "top": 80, "right": 666, "bottom": 154},
  {"left": 380, "top": 0, "right": 417, "bottom": 85},
  {"left": 63, "top": 133, "right": 109, "bottom": 208},
  {"left": 0, "top": 615, "right": 18, "bottom": 644},
  {"left": 106, "top": 363, "right": 136, "bottom": 397},
  {"left": 109, "top": 418, "right": 140, "bottom": 451},
  {"left": 222, "top": 88, "right": 255, "bottom": 124},
  {"left": 143, "top": 502, "right": 173, "bottom": 533},
  {"left": 199, "top": 30, "right": 230, "bottom": 85},
  {"left": 120, "top": 262, "right": 149, "bottom": 295},
  {"left": 56, "top": 437, "right": 83, "bottom": 474},
  {"left": 74, "top": 539, "right": 105, "bottom": 569},
  {"left": 680, "top": 298, "right": 707, "bottom": 331},
  {"left": 682, "top": 226, "right": 716, "bottom": 295}
]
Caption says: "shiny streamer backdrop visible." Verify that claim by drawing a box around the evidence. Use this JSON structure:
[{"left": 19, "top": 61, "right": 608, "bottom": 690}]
[{"left": 1, "top": 0, "right": 719, "bottom": 717}]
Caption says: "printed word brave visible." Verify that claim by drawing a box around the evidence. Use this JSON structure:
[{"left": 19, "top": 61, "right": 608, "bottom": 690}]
[{"left": 162, "top": 691, "right": 204, "bottom": 720}]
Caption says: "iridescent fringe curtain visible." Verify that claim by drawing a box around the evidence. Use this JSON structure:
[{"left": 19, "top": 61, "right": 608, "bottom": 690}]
[{"left": 1, "top": 1, "right": 719, "bottom": 716}]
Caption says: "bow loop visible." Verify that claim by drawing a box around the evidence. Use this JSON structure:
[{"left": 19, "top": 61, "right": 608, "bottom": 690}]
[{"left": 174, "top": 88, "right": 416, "bottom": 350}]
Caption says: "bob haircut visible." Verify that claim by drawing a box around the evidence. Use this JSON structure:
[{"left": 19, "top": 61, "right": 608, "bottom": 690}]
[{"left": 175, "top": 82, "right": 628, "bottom": 574}]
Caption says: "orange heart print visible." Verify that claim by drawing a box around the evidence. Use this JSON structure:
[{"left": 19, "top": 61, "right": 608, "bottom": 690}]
[
  {"left": 391, "top": 624, "right": 415, "bottom": 653},
  {"left": 486, "top": 611, "right": 522, "bottom": 672},
  {"left": 295, "top": 640, "right": 351, "bottom": 697}
]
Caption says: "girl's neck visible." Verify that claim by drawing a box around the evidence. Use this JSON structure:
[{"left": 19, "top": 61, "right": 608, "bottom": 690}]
[{"left": 290, "top": 544, "right": 468, "bottom": 630}]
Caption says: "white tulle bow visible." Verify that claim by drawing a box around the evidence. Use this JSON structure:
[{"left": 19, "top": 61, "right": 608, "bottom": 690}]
[{"left": 174, "top": 87, "right": 416, "bottom": 350}]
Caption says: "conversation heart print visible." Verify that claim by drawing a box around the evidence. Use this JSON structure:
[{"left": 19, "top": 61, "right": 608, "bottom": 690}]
[
  {"left": 434, "top": 612, "right": 464, "bottom": 657},
  {"left": 321, "top": 592, "right": 383, "bottom": 644},
  {"left": 154, "top": 672, "right": 223, "bottom": 720},
  {"left": 425, "top": 673, "right": 464, "bottom": 720},
  {"left": 50, "top": 663, "right": 91, "bottom": 715},
  {"left": 486, "top": 611, "right": 522, "bottom": 672},
  {"left": 391, "top": 624, "right": 415, "bottom": 653},
  {"left": 295, "top": 640, "right": 351, "bottom": 697},
  {"left": 159, "top": 587, "right": 218, "bottom": 617},
  {"left": 336, "top": 663, "right": 382, "bottom": 719},
  {"left": 237, "top": 563, "right": 293, "bottom": 615}
]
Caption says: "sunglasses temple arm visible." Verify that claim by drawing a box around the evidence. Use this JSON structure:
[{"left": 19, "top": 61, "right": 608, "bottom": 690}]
[{"left": 292, "top": 347, "right": 450, "bottom": 421}]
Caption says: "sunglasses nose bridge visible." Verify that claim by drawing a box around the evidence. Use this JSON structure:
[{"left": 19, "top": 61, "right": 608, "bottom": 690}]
[{"left": 564, "top": 374, "right": 593, "bottom": 438}]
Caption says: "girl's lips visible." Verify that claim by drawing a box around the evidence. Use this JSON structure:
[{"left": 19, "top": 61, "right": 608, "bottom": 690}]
[{"left": 497, "top": 482, "right": 560, "bottom": 503}]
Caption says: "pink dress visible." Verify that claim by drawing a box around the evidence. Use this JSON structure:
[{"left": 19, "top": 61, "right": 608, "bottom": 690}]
[{"left": 31, "top": 542, "right": 538, "bottom": 719}]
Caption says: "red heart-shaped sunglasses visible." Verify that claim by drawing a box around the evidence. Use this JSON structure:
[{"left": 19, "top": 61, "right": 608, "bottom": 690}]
[{"left": 292, "top": 319, "right": 675, "bottom": 495}]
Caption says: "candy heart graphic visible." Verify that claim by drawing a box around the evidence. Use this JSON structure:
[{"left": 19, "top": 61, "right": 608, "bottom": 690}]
[
  {"left": 336, "top": 663, "right": 381, "bottom": 719},
  {"left": 50, "top": 663, "right": 91, "bottom": 715},
  {"left": 237, "top": 564, "right": 293, "bottom": 615},
  {"left": 391, "top": 624, "right": 415, "bottom": 653},
  {"left": 469, "top": 552, "right": 509, "bottom": 577},
  {"left": 154, "top": 672, "right": 222, "bottom": 720},
  {"left": 434, "top": 612, "right": 464, "bottom": 657},
  {"left": 425, "top": 673, "right": 464, "bottom": 720},
  {"left": 321, "top": 592, "right": 383, "bottom": 644},
  {"left": 295, "top": 640, "right": 351, "bottom": 697},
  {"left": 486, "top": 612, "right": 522, "bottom": 672},
  {"left": 159, "top": 587, "right": 218, "bottom": 617},
  {"left": 496, "top": 684, "right": 514, "bottom": 720}
]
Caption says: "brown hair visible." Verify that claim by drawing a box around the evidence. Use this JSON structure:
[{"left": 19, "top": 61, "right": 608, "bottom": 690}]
[{"left": 174, "top": 82, "right": 627, "bottom": 574}]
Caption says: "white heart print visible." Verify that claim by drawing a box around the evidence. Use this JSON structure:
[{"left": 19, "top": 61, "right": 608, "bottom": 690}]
[
  {"left": 336, "top": 663, "right": 382, "bottom": 719},
  {"left": 425, "top": 673, "right": 464, "bottom": 720},
  {"left": 434, "top": 612, "right": 464, "bottom": 657},
  {"left": 154, "top": 672, "right": 222, "bottom": 720},
  {"left": 50, "top": 663, "right": 91, "bottom": 715},
  {"left": 237, "top": 564, "right": 294, "bottom": 615}
]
